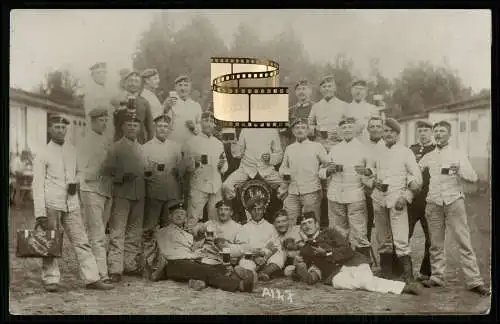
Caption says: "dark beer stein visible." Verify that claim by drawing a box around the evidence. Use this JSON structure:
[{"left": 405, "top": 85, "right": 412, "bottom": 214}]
[
  {"left": 67, "top": 183, "right": 78, "bottom": 196},
  {"left": 283, "top": 174, "right": 291, "bottom": 181},
  {"left": 201, "top": 154, "right": 208, "bottom": 165},
  {"left": 144, "top": 170, "right": 153, "bottom": 177},
  {"left": 335, "top": 164, "right": 344, "bottom": 172},
  {"left": 320, "top": 130, "right": 328, "bottom": 139},
  {"left": 441, "top": 167, "right": 450, "bottom": 175},
  {"left": 157, "top": 163, "right": 165, "bottom": 172}
]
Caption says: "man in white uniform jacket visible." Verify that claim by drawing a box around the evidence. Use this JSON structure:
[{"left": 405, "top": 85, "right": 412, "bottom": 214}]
[
  {"left": 32, "top": 114, "right": 114, "bottom": 292},
  {"left": 183, "top": 111, "right": 228, "bottom": 231},
  {"left": 83, "top": 62, "right": 115, "bottom": 143},
  {"left": 222, "top": 128, "right": 284, "bottom": 201},
  {"left": 345, "top": 79, "right": 380, "bottom": 145},
  {"left": 77, "top": 107, "right": 114, "bottom": 283},
  {"left": 164, "top": 75, "right": 202, "bottom": 146},
  {"left": 235, "top": 197, "right": 285, "bottom": 282}
]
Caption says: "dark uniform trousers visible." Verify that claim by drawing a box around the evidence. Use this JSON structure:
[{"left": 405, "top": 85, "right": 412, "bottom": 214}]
[
  {"left": 165, "top": 259, "right": 240, "bottom": 292},
  {"left": 103, "top": 137, "right": 146, "bottom": 275},
  {"left": 300, "top": 228, "right": 370, "bottom": 283},
  {"left": 405, "top": 142, "right": 435, "bottom": 278}
]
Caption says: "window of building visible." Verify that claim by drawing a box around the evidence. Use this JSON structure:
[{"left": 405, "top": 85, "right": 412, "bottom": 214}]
[
  {"left": 459, "top": 121, "right": 466, "bottom": 133},
  {"left": 470, "top": 119, "right": 478, "bottom": 132}
]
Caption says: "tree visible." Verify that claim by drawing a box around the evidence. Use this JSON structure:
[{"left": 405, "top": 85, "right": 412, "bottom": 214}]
[
  {"left": 229, "top": 22, "right": 263, "bottom": 58},
  {"left": 390, "top": 60, "right": 469, "bottom": 115},
  {"left": 133, "top": 14, "right": 228, "bottom": 110},
  {"left": 37, "top": 68, "right": 82, "bottom": 106},
  {"left": 320, "top": 53, "right": 355, "bottom": 103}
]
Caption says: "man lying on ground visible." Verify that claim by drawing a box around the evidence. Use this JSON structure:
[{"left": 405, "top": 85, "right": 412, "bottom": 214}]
[
  {"left": 152, "top": 201, "right": 255, "bottom": 292},
  {"left": 289, "top": 212, "right": 424, "bottom": 295}
]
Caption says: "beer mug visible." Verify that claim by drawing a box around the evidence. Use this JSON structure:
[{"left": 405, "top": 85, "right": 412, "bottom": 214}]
[
  {"left": 222, "top": 247, "right": 231, "bottom": 264},
  {"left": 230, "top": 142, "right": 242, "bottom": 158},
  {"left": 157, "top": 162, "right": 165, "bottom": 172}
]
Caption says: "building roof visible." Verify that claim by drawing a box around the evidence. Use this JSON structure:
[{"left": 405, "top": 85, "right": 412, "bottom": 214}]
[
  {"left": 397, "top": 94, "right": 491, "bottom": 122},
  {"left": 9, "top": 87, "right": 85, "bottom": 117}
]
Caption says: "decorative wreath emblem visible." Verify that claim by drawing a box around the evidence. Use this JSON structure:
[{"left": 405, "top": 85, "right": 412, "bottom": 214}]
[{"left": 239, "top": 179, "right": 271, "bottom": 210}]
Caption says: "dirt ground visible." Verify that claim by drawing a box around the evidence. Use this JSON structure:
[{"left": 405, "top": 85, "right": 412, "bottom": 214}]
[{"left": 9, "top": 192, "right": 491, "bottom": 315}]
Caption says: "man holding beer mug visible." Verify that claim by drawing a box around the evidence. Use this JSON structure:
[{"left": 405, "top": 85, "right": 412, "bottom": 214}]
[
  {"left": 32, "top": 114, "right": 113, "bottom": 292},
  {"left": 183, "top": 111, "right": 227, "bottom": 231},
  {"left": 319, "top": 117, "right": 373, "bottom": 260},
  {"left": 279, "top": 118, "right": 329, "bottom": 226},
  {"left": 142, "top": 114, "right": 183, "bottom": 275},
  {"left": 158, "top": 202, "right": 256, "bottom": 292},
  {"left": 235, "top": 197, "right": 285, "bottom": 282},
  {"left": 418, "top": 120, "right": 490, "bottom": 296},
  {"left": 102, "top": 112, "right": 147, "bottom": 282},
  {"left": 163, "top": 75, "right": 203, "bottom": 146}
]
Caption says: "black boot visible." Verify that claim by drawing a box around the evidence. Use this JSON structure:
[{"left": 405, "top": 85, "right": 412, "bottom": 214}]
[
  {"left": 378, "top": 253, "right": 394, "bottom": 279},
  {"left": 356, "top": 247, "right": 372, "bottom": 264},
  {"left": 399, "top": 255, "right": 414, "bottom": 283},
  {"left": 392, "top": 252, "right": 404, "bottom": 279},
  {"left": 257, "top": 263, "right": 281, "bottom": 282}
]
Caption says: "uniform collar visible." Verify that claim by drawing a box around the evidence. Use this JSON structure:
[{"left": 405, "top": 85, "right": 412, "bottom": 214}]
[
  {"left": 199, "top": 131, "right": 213, "bottom": 139},
  {"left": 436, "top": 142, "right": 449, "bottom": 150},
  {"left": 418, "top": 140, "right": 434, "bottom": 147},
  {"left": 249, "top": 218, "right": 266, "bottom": 225},
  {"left": 304, "top": 230, "right": 319, "bottom": 241},
  {"left": 323, "top": 96, "right": 337, "bottom": 103},
  {"left": 351, "top": 99, "right": 366, "bottom": 105},
  {"left": 296, "top": 100, "right": 312, "bottom": 107},
  {"left": 122, "top": 136, "right": 137, "bottom": 144},
  {"left": 154, "top": 136, "right": 167, "bottom": 144},
  {"left": 295, "top": 138, "right": 310, "bottom": 144}
]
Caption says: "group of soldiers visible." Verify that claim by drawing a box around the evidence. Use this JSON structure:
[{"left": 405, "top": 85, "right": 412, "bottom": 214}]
[{"left": 30, "top": 61, "right": 490, "bottom": 298}]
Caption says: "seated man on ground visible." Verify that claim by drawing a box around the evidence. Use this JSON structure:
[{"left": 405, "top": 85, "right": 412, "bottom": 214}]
[
  {"left": 192, "top": 199, "right": 242, "bottom": 265},
  {"left": 234, "top": 197, "right": 286, "bottom": 282},
  {"left": 289, "top": 212, "right": 424, "bottom": 295},
  {"left": 154, "top": 201, "right": 255, "bottom": 292},
  {"left": 272, "top": 209, "right": 303, "bottom": 276}
]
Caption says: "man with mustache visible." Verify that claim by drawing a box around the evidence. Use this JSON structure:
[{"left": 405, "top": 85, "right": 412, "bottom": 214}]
[
  {"left": 289, "top": 212, "right": 422, "bottom": 295},
  {"left": 157, "top": 202, "right": 255, "bottom": 292},
  {"left": 102, "top": 112, "right": 147, "bottom": 282},
  {"left": 234, "top": 197, "right": 285, "bottom": 282},
  {"left": 32, "top": 114, "right": 113, "bottom": 292},
  {"left": 83, "top": 62, "right": 115, "bottom": 143},
  {"left": 418, "top": 120, "right": 490, "bottom": 296},
  {"left": 346, "top": 78, "right": 381, "bottom": 144},
  {"left": 113, "top": 71, "right": 154, "bottom": 144},
  {"left": 164, "top": 75, "right": 203, "bottom": 146},
  {"left": 369, "top": 118, "right": 422, "bottom": 283},
  {"left": 407, "top": 120, "right": 435, "bottom": 282},
  {"left": 279, "top": 118, "right": 329, "bottom": 226},
  {"left": 319, "top": 117, "right": 373, "bottom": 261},
  {"left": 279, "top": 80, "right": 316, "bottom": 151},
  {"left": 308, "top": 75, "right": 349, "bottom": 151},
  {"left": 77, "top": 107, "right": 114, "bottom": 284},
  {"left": 140, "top": 68, "right": 164, "bottom": 120}
]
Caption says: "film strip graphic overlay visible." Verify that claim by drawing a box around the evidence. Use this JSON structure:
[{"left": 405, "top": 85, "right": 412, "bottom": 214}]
[{"left": 211, "top": 57, "right": 289, "bottom": 128}]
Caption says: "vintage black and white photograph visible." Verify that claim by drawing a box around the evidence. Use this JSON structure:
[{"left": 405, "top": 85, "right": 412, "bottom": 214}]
[{"left": 9, "top": 9, "right": 491, "bottom": 315}]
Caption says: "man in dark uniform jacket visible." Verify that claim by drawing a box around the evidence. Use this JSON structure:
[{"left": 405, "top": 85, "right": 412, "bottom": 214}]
[
  {"left": 113, "top": 71, "right": 154, "bottom": 144},
  {"left": 407, "top": 119, "right": 435, "bottom": 281},
  {"left": 290, "top": 212, "right": 423, "bottom": 295},
  {"left": 279, "top": 80, "right": 316, "bottom": 153}
]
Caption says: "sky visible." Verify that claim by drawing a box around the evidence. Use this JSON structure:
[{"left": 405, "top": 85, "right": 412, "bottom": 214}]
[{"left": 10, "top": 9, "right": 491, "bottom": 92}]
